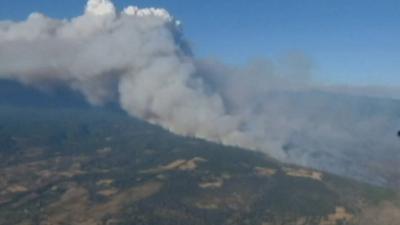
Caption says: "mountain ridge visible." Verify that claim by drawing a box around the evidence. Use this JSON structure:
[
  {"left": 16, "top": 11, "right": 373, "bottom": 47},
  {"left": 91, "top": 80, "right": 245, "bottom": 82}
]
[{"left": 0, "top": 105, "right": 398, "bottom": 225}]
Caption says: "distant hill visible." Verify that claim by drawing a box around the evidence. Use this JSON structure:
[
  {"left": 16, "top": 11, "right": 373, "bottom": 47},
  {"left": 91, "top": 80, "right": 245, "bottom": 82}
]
[
  {"left": 0, "top": 105, "right": 398, "bottom": 225},
  {"left": 0, "top": 80, "right": 88, "bottom": 108}
]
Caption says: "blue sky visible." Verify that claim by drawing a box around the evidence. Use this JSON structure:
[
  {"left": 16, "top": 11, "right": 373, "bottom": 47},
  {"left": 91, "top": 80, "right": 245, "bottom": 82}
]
[{"left": 0, "top": 0, "right": 399, "bottom": 86}]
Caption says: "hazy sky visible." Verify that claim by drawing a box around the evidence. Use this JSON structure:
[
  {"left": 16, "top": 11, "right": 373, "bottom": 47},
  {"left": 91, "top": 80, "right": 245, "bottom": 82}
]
[{"left": 0, "top": 0, "right": 399, "bottom": 86}]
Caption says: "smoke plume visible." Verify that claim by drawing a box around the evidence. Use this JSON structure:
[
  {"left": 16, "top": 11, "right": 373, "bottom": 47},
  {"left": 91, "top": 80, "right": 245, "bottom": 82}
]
[{"left": 0, "top": 0, "right": 399, "bottom": 186}]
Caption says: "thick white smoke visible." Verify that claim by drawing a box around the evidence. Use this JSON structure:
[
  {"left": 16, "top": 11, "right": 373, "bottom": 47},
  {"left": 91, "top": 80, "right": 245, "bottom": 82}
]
[
  {"left": 0, "top": 0, "right": 399, "bottom": 186},
  {"left": 0, "top": 0, "right": 250, "bottom": 147}
]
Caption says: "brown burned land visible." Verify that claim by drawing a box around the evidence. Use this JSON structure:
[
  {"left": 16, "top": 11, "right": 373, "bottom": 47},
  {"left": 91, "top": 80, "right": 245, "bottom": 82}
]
[{"left": 0, "top": 106, "right": 399, "bottom": 225}]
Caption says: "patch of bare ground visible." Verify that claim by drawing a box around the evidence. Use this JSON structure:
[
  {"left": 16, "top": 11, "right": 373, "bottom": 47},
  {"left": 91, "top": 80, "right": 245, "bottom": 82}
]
[
  {"left": 199, "top": 178, "right": 224, "bottom": 189},
  {"left": 254, "top": 167, "right": 277, "bottom": 177},
  {"left": 195, "top": 189, "right": 255, "bottom": 211},
  {"left": 356, "top": 201, "right": 400, "bottom": 225},
  {"left": 0, "top": 157, "right": 87, "bottom": 205},
  {"left": 283, "top": 167, "right": 323, "bottom": 181},
  {"left": 319, "top": 207, "right": 354, "bottom": 225},
  {"left": 199, "top": 173, "right": 232, "bottom": 189},
  {"left": 42, "top": 183, "right": 90, "bottom": 225},
  {"left": 42, "top": 181, "right": 163, "bottom": 225},
  {"left": 97, "top": 188, "right": 119, "bottom": 197},
  {"left": 6, "top": 185, "right": 28, "bottom": 193},
  {"left": 96, "top": 179, "right": 114, "bottom": 186},
  {"left": 140, "top": 157, "right": 207, "bottom": 174},
  {"left": 57, "top": 161, "right": 86, "bottom": 178}
]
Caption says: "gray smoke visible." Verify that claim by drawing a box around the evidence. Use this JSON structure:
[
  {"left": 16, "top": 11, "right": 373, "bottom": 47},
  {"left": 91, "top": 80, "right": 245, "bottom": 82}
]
[{"left": 0, "top": 0, "right": 399, "bottom": 186}]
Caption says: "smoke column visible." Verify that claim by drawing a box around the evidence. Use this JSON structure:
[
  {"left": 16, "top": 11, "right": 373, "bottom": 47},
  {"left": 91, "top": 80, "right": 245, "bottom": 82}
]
[{"left": 0, "top": 0, "right": 399, "bottom": 186}]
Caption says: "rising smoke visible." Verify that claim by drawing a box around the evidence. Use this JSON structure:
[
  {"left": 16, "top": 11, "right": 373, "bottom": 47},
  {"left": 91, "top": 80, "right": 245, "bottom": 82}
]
[{"left": 0, "top": 0, "right": 399, "bottom": 185}]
